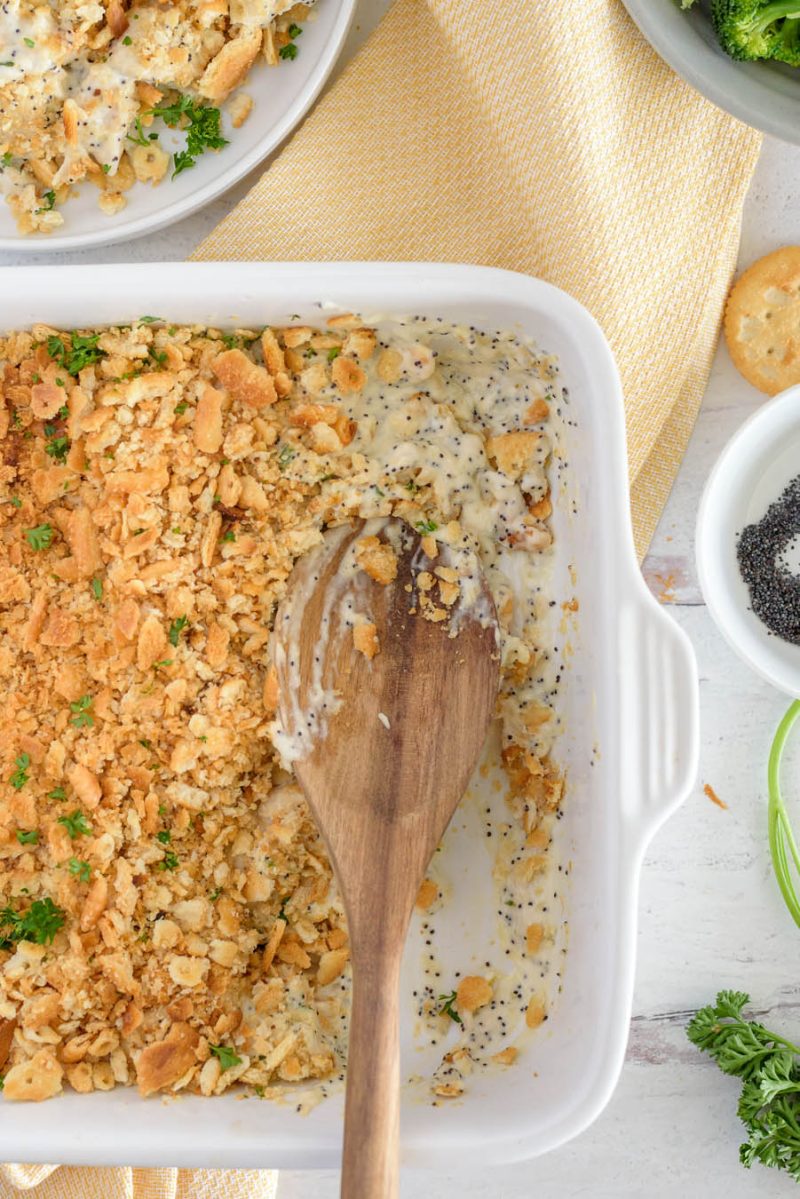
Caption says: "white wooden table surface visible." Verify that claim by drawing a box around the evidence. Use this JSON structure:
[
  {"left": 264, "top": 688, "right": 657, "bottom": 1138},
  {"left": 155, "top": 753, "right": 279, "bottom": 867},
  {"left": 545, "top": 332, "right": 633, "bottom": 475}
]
[{"left": 2, "top": 3, "right": 800, "bottom": 1194}]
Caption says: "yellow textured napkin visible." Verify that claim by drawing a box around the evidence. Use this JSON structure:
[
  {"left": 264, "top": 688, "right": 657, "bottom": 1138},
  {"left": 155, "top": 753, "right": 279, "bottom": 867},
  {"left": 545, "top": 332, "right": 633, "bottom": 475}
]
[
  {"left": 194, "top": 0, "right": 762, "bottom": 558},
  {"left": 0, "top": 1165, "right": 277, "bottom": 1199}
]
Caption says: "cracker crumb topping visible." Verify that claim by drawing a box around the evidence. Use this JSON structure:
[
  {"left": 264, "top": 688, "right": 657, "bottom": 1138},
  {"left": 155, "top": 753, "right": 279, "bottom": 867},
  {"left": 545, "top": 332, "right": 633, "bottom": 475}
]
[{"left": 0, "top": 313, "right": 562, "bottom": 1102}]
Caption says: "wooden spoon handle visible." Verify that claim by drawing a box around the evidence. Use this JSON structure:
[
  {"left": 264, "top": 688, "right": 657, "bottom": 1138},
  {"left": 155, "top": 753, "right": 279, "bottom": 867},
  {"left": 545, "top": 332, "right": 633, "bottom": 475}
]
[{"left": 341, "top": 950, "right": 402, "bottom": 1199}]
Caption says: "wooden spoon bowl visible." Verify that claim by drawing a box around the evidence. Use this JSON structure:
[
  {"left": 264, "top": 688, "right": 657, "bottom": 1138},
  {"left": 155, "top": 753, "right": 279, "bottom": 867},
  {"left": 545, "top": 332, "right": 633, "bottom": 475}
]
[{"left": 272, "top": 518, "right": 500, "bottom": 1198}]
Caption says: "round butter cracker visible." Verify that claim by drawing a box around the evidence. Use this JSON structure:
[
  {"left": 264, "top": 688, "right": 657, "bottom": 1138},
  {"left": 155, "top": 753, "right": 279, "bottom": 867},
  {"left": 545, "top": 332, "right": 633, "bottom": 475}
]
[{"left": 725, "top": 245, "right": 800, "bottom": 395}]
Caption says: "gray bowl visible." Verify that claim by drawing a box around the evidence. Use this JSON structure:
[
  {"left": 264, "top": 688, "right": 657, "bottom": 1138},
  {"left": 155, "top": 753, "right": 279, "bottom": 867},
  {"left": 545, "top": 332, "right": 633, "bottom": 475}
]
[{"left": 622, "top": 0, "right": 800, "bottom": 143}]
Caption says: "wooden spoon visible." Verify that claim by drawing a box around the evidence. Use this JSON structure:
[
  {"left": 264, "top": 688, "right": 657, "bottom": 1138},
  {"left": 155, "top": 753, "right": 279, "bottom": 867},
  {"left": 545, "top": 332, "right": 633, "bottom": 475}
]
[{"left": 272, "top": 517, "right": 500, "bottom": 1199}]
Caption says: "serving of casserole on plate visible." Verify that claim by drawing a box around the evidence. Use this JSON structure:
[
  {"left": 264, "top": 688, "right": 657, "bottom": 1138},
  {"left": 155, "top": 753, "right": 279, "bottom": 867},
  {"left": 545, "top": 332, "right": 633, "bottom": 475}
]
[
  {"left": 0, "top": 262, "right": 698, "bottom": 1168},
  {"left": 0, "top": 0, "right": 356, "bottom": 250}
]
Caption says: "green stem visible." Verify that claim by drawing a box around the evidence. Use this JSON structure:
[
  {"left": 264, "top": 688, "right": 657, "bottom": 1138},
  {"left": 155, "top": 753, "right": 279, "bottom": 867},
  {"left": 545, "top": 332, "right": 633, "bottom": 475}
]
[
  {"left": 768, "top": 701, "right": 800, "bottom": 929},
  {"left": 751, "top": 2, "right": 800, "bottom": 34}
]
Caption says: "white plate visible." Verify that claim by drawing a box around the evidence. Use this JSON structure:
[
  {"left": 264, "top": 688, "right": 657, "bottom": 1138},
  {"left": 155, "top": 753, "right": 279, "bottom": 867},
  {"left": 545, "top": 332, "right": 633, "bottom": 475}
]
[
  {"left": 697, "top": 385, "right": 800, "bottom": 696},
  {"left": 0, "top": 1, "right": 355, "bottom": 253},
  {"left": 0, "top": 262, "right": 699, "bottom": 1167},
  {"left": 622, "top": 0, "right": 800, "bottom": 143}
]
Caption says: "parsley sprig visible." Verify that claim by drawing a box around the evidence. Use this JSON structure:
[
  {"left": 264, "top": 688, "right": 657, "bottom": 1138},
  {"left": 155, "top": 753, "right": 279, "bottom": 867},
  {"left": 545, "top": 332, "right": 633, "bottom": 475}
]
[
  {"left": 0, "top": 898, "right": 65, "bottom": 949},
  {"left": 438, "top": 990, "right": 462, "bottom": 1025},
  {"left": 25, "top": 524, "right": 53, "bottom": 551},
  {"left": 210, "top": 1044, "right": 242, "bottom": 1071},
  {"left": 688, "top": 990, "right": 800, "bottom": 1182},
  {"left": 147, "top": 95, "right": 228, "bottom": 178},
  {"left": 46, "top": 333, "right": 105, "bottom": 376},
  {"left": 279, "top": 22, "right": 303, "bottom": 60},
  {"left": 45, "top": 433, "right": 69, "bottom": 463},
  {"left": 67, "top": 858, "right": 91, "bottom": 883},
  {"left": 58, "top": 810, "right": 92, "bottom": 839},
  {"left": 9, "top": 754, "right": 30, "bottom": 790},
  {"left": 69, "top": 694, "right": 94, "bottom": 728},
  {"left": 168, "top": 615, "right": 188, "bottom": 647}
]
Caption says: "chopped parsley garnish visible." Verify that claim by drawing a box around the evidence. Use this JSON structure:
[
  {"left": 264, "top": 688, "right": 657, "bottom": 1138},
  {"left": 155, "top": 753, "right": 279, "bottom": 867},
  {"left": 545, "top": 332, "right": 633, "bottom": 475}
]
[
  {"left": 1, "top": 152, "right": 12, "bottom": 166},
  {"left": 123, "top": 35, "right": 132, "bottom": 45},
  {"left": 279, "top": 43, "right": 298, "bottom": 60},
  {"left": 405, "top": 479, "right": 419, "bottom": 494},
  {"left": 69, "top": 695, "right": 94, "bottom": 728},
  {"left": 148, "top": 95, "right": 228, "bottom": 178},
  {"left": 327, "top": 346, "right": 341, "bottom": 362},
  {"left": 15, "top": 829, "right": 38, "bottom": 846},
  {"left": 23, "top": 37, "right": 34, "bottom": 48},
  {"left": 102, "top": 163, "right": 111, "bottom": 174},
  {"left": 156, "top": 850, "right": 179, "bottom": 872},
  {"left": 138, "top": 315, "right": 161, "bottom": 324},
  {"left": 91, "top": 577, "right": 103, "bottom": 601},
  {"left": 9, "top": 496, "right": 21, "bottom": 508},
  {"left": 45, "top": 435, "right": 69, "bottom": 462},
  {"left": 438, "top": 991, "right": 462, "bottom": 1024},
  {"left": 58, "top": 810, "right": 92, "bottom": 839},
  {"left": 415, "top": 519, "right": 438, "bottom": 534},
  {"left": 287, "top": 23, "right": 303, "bottom": 38},
  {"left": 152, "top": 659, "right": 173, "bottom": 670},
  {"left": 67, "top": 858, "right": 91, "bottom": 882},
  {"left": 47, "top": 787, "right": 66, "bottom": 801},
  {"left": 174, "top": 401, "right": 188, "bottom": 415},
  {"left": 9, "top": 754, "right": 30, "bottom": 790},
  {"left": 25, "top": 523, "right": 53, "bottom": 550},
  {"left": 0, "top": 898, "right": 65, "bottom": 949},
  {"left": 156, "top": 829, "right": 171, "bottom": 844},
  {"left": 140, "top": 740, "right": 152, "bottom": 750},
  {"left": 209, "top": 887, "right": 222, "bottom": 901},
  {"left": 277, "top": 896, "right": 290, "bottom": 923},
  {"left": 149, "top": 347, "right": 167, "bottom": 366},
  {"left": 37, "top": 190, "right": 56, "bottom": 212},
  {"left": 46, "top": 332, "right": 105, "bottom": 376},
  {"left": 278, "top": 444, "right": 297, "bottom": 469},
  {"left": 168, "top": 615, "right": 188, "bottom": 647},
  {"left": 221, "top": 530, "right": 236, "bottom": 543},
  {"left": 127, "top": 117, "right": 150, "bottom": 148},
  {"left": 210, "top": 1044, "right": 242, "bottom": 1071}
]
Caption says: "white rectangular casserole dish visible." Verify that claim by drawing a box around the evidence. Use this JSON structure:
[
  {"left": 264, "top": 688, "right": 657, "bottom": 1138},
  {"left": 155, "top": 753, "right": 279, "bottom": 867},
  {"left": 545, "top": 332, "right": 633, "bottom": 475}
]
[{"left": 0, "top": 261, "right": 699, "bottom": 1168}]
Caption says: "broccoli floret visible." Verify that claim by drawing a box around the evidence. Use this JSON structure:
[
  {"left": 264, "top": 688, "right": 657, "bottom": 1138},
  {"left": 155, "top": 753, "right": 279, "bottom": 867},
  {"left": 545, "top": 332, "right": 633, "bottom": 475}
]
[{"left": 710, "top": 0, "right": 800, "bottom": 65}]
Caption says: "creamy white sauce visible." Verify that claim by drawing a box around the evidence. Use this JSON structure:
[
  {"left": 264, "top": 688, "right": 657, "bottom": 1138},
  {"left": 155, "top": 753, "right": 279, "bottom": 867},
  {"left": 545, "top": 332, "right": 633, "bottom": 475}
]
[
  {"left": 320, "top": 318, "right": 559, "bottom": 761},
  {"left": 64, "top": 61, "right": 138, "bottom": 175},
  {"left": 264, "top": 316, "right": 565, "bottom": 1096},
  {"left": 0, "top": 0, "right": 66, "bottom": 81},
  {"left": 229, "top": 0, "right": 299, "bottom": 25}
]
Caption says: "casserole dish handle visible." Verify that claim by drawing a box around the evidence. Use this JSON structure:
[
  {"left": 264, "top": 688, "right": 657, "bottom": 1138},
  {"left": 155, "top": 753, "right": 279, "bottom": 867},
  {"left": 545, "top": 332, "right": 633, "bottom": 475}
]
[{"left": 619, "top": 595, "right": 700, "bottom": 848}]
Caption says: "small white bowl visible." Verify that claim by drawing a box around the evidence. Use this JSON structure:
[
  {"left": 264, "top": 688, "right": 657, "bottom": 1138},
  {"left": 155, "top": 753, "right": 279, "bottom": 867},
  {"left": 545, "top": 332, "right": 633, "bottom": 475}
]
[
  {"left": 697, "top": 385, "right": 800, "bottom": 696},
  {"left": 0, "top": 0, "right": 355, "bottom": 252}
]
